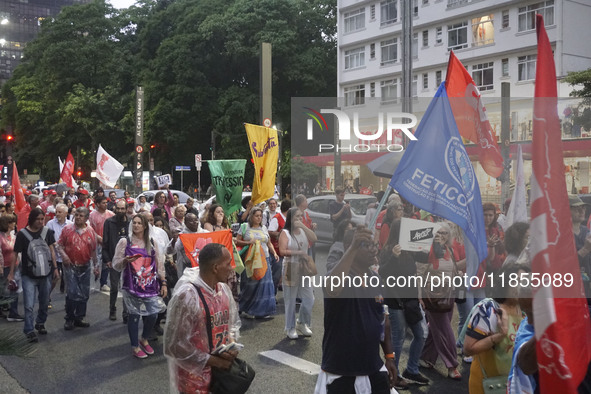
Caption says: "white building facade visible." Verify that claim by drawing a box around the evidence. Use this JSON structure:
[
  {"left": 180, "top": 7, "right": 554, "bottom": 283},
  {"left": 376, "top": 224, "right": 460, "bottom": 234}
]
[
  {"left": 329, "top": 0, "right": 591, "bottom": 201},
  {"left": 338, "top": 0, "right": 591, "bottom": 100}
]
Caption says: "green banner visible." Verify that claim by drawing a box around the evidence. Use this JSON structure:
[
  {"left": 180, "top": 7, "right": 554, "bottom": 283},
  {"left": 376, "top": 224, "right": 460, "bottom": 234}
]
[{"left": 207, "top": 159, "right": 246, "bottom": 214}]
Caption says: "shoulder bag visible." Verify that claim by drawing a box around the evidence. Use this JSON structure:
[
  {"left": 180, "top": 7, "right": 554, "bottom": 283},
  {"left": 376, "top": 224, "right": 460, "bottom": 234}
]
[
  {"left": 422, "top": 246, "right": 457, "bottom": 313},
  {"left": 294, "top": 230, "right": 317, "bottom": 276},
  {"left": 195, "top": 285, "right": 255, "bottom": 394},
  {"left": 478, "top": 355, "right": 508, "bottom": 394}
]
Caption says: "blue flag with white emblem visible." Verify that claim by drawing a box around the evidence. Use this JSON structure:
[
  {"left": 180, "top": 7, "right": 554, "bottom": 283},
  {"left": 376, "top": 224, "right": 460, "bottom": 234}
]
[{"left": 390, "top": 83, "right": 488, "bottom": 267}]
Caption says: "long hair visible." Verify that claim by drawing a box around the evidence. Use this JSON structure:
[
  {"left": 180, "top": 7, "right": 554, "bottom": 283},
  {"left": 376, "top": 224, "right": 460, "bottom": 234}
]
[
  {"left": 283, "top": 207, "right": 299, "bottom": 236},
  {"left": 130, "top": 214, "right": 152, "bottom": 254},
  {"left": 248, "top": 207, "right": 264, "bottom": 228},
  {"left": 28, "top": 208, "right": 44, "bottom": 227},
  {"left": 154, "top": 191, "right": 167, "bottom": 207},
  {"left": 153, "top": 216, "right": 171, "bottom": 238},
  {"left": 206, "top": 204, "right": 229, "bottom": 229},
  {"left": 482, "top": 202, "right": 498, "bottom": 227}
]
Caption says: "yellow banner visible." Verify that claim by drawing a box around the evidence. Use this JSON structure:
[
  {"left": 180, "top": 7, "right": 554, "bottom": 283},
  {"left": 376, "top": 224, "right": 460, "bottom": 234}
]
[{"left": 244, "top": 123, "right": 278, "bottom": 205}]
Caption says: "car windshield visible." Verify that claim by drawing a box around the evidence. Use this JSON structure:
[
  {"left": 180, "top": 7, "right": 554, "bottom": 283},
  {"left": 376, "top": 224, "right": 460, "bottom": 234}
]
[{"left": 348, "top": 197, "right": 376, "bottom": 215}]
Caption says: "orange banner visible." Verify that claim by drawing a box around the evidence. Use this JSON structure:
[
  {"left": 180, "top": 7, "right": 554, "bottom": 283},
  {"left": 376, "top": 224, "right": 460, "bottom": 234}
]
[{"left": 179, "top": 229, "right": 235, "bottom": 268}]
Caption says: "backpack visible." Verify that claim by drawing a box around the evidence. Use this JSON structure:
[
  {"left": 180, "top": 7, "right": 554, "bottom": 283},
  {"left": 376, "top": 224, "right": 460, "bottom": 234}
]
[{"left": 21, "top": 227, "right": 53, "bottom": 277}]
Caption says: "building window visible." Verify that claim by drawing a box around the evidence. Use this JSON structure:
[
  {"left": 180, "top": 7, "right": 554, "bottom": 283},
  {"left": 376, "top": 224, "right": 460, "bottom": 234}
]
[
  {"left": 345, "top": 47, "right": 365, "bottom": 70},
  {"left": 370, "top": 4, "right": 376, "bottom": 20},
  {"left": 502, "top": 58, "right": 509, "bottom": 76},
  {"left": 518, "top": 55, "right": 536, "bottom": 81},
  {"left": 435, "top": 70, "right": 442, "bottom": 86},
  {"left": 381, "top": 0, "right": 398, "bottom": 26},
  {"left": 447, "top": 0, "right": 470, "bottom": 6},
  {"left": 412, "top": 75, "right": 418, "bottom": 97},
  {"left": 502, "top": 10, "right": 509, "bottom": 28},
  {"left": 370, "top": 82, "right": 376, "bottom": 97},
  {"left": 518, "top": 1, "right": 554, "bottom": 32},
  {"left": 344, "top": 8, "right": 365, "bottom": 33},
  {"left": 435, "top": 27, "right": 442, "bottom": 44},
  {"left": 472, "top": 15, "right": 494, "bottom": 47},
  {"left": 345, "top": 85, "right": 366, "bottom": 106},
  {"left": 370, "top": 43, "right": 376, "bottom": 60},
  {"left": 448, "top": 22, "right": 468, "bottom": 50},
  {"left": 381, "top": 79, "right": 397, "bottom": 102},
  {"left": 412, "top": 33, "right": 418, "bottom": 58},
  {"left": 422, "top": 73, "right": 428, "bottom": 89},
  {"left": 413, "top": 0, "right": 418, "bottom": 17},
  {"left": 422, "top": 30, "right": 428, "bottom": 47},
  {"left": 422, "top": 0, "right": 429, "bottom": 5},
  {"left": 380, "top": 38, "right": 397, "bottom": 66},
  {"left": 472, "top": 62, "right": 494, "bottom": 91}
]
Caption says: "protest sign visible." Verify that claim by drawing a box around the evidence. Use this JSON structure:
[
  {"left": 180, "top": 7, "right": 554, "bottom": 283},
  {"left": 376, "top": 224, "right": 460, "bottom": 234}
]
[{"left": 398, "top": 217, "right": 440, "bottom": 252}]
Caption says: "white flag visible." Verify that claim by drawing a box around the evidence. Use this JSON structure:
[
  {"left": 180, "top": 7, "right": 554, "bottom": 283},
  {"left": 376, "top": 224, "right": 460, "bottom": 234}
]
[
  {"left": 505, "top": 145, "right": 528, "bottom": 227},
  {"left": 96, "top": 145, "right": 123, "bottom": 188}
]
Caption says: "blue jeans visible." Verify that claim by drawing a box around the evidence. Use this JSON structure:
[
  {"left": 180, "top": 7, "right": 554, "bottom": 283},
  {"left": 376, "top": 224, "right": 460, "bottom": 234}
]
[
  {"left": 389, "top": 307, "right": 426, "bottom": 375},
  {"left": 22, "top": 274, "right": 51, "bottom": 334},
  {"left": 128, "top": 313, "right": 158, "bottom": 348},
  {"left": 64, "top": 264, "right": 91, "bottom": 321},
  {"left": 3, "top": 267, "right": 19, "bottom": 317},
  {"left": 283, "top": 283, "right": 314, "bottom": 331}
]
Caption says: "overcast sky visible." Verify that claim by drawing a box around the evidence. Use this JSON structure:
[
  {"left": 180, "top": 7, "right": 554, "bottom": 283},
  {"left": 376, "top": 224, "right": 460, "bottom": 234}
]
[{"left": 109, "top": 0, "right": 137, "bottom": 9}]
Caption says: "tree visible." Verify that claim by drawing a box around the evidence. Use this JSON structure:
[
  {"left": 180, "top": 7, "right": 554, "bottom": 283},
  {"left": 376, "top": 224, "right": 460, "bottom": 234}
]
[
  {"left": 565, "top": 69, "right": 591, "bottom": 133},
  {"left": 1, "top": 0, "right": 337, "bottom": 190},
  {"left": 1, "top": 0, "right": 135, "bottom": 178},
  {"left": 565, "top": 68, "right": 591, "bottom": 98}
]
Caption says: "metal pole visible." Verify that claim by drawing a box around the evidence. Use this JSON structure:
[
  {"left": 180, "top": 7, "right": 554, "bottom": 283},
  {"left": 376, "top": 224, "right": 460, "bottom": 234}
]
[
  {"left": 198, "top": 170, "right": 201, "bottom": 201},
  {"left": 401, "top": 0, "right": 413, "bottom": 116},
  {"left": 501, "top": 82, "right": 511, "bottom": 203},
  {"left": 181, "top": 170, "right": 184, "bottom": 193}
]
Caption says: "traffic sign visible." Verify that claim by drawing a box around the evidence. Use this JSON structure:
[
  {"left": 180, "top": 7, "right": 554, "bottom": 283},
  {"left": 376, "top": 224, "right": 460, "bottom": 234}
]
[
  {"left": 175, "top": 166, "right": 191, "bottom": 171},
  {"left": 263, "top": 118, "right": 272, "bottom": 127},
  {"left": 136, "top": 145, "right": 143, "bottom": 153},
  {"left": 195, "top": 154, "right": 202, "bottom": 171}
]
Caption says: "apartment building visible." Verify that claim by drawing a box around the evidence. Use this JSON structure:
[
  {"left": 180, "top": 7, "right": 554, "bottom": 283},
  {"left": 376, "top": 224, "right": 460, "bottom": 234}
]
[{"left": 329, "top": 0, "right": 591, "bottom": 199}]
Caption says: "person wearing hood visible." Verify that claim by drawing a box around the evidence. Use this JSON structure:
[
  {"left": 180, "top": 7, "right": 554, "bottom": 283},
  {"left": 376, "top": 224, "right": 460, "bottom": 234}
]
[{"left": 164, "top": 243, "right": 241, "bottom": 393}]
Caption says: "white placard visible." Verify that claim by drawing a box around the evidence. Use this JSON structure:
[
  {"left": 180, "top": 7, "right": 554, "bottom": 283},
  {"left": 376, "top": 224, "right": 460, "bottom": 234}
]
[
  {"left": 398, "top": 217, "right": 441, "bottom": 252},
  {"left": 155, "top": 174, "right": 172, "bottom": 188}
]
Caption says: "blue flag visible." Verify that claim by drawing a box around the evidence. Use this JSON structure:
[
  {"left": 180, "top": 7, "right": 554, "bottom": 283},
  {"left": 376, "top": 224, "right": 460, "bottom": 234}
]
[{"left": 390, "top": 83, "right": 488, "bottom": 267}]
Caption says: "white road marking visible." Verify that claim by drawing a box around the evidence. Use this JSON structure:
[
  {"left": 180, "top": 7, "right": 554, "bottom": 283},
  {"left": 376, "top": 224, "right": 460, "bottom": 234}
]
[{"left": 259, "top": 350, "right": 321, "bottom": 375}]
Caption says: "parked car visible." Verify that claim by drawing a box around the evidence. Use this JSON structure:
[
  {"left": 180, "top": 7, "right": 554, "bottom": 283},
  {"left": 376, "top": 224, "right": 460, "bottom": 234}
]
[
  {"left": 137, "top": 189, "right": 191, "bottom": 205},
  {"left": 306, "top": 194, "right": 377, "bottom": 243}
]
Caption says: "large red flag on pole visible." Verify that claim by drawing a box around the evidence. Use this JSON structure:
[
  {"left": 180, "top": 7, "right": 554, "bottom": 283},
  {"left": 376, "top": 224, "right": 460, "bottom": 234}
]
[
  {"left": 60, "top": 150, "right": 75, "bottom": 188},
  {"left": 445, "top": 51, "right": 504, "bottom": 178},
  {"left": 530, "top": 14, "right": 591, "bottom": 393},
  {"left": 12, "top": 161, "right": 26, "bottom": 213}
]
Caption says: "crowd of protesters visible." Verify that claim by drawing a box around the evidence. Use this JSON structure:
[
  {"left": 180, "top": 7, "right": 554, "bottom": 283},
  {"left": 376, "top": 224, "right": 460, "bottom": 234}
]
[{"left": 1, "top": 181, "right": 590, "bottom": 394}]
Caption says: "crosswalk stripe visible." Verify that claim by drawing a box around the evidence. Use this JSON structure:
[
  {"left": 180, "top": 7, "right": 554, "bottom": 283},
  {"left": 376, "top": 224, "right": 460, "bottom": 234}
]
[{"left": 259, "top": 350, "right": 321, "bottom": 375}]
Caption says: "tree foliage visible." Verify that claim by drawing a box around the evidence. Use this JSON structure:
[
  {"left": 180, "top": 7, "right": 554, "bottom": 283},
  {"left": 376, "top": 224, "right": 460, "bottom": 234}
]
[
  {"left": 2, "top": 0, "right": 336, "bottom": 189},
  {"left": 565, "top": 69, "right": 591, "bottom": 132},
  {"left": 565, "top": 68, "right": 591, "bottom": 98}
]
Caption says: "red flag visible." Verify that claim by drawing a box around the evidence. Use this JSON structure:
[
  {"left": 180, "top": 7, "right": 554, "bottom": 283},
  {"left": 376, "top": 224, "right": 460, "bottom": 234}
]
[
  {"left": 60, "top": 150, "right": 75, "bottom": 188},
  {"left": 179, "top": 230, "right": 236, "bottom": 268},
  {"left": 12, "top": 161, "right": 26, "bottom": 213},
  {"left": 531, "top": 14, "right": 591, "bottom": 394},
  {"left": 445, "top": 51, "right": 504, "bottom": 178}
]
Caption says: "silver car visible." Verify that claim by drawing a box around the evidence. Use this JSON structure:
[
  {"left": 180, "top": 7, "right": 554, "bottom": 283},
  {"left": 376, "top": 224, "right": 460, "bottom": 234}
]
[{"left": 306, "top": 194, "right": 377, "bottom": 243}]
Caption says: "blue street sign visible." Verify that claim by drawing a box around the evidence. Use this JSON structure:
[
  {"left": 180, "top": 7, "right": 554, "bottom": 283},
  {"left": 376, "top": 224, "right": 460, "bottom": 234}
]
[{"left": 175, "top": 166, "right": 191, "bottom": 171}]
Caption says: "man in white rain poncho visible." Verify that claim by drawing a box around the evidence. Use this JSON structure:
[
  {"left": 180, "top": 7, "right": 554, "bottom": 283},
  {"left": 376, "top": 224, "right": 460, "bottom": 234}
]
[{"left": 164, "top": 243, "right": 241, "bottom": 393}]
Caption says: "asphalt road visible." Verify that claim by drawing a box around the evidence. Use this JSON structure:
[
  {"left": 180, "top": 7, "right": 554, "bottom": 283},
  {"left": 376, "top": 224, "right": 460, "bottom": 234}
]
[{"left": 0, "top": 243, "right": 471, "bottom": 393}]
